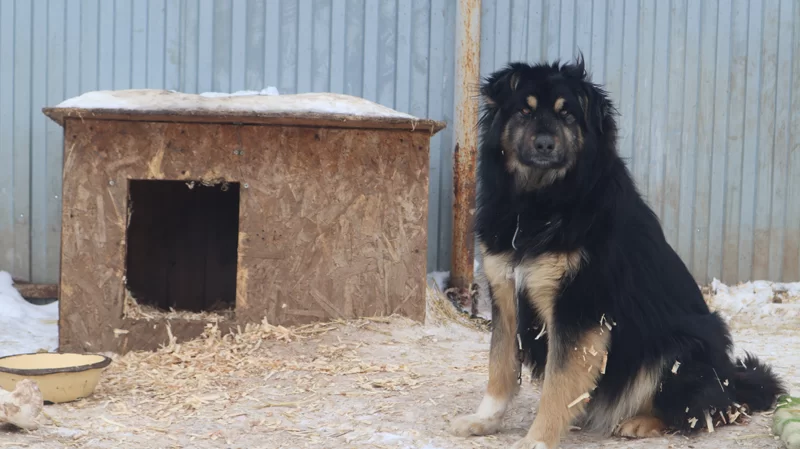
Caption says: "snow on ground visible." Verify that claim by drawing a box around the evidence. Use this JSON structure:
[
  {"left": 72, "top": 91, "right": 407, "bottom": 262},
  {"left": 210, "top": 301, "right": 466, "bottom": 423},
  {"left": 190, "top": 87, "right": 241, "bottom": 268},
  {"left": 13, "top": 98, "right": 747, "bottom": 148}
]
[
  {"left": 0, "top": 275, "right": 797, "bottom": 448},
  {"left": 0, "top": 309, "right": 795, "bottom": 449},
  {"left": 0, "top": 271, "right": 59, "bottom": 358},
  {"left": 53, "top": 88, "right": 417, "bottom": 119},
  {"left": 705, "top": 278, "right": 800, "bottom": 329},
  {"left": 425, "top": 271, "right": 450, "bottom": 292}
]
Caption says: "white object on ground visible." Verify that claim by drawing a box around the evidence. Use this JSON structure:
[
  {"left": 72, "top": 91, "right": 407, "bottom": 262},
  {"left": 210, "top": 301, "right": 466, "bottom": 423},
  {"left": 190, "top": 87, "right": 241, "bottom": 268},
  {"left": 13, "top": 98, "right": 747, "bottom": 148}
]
[
  {"left": 0, "top": 271, "right": 59, "bottom": 358},
  {"left": 706, "top": 278, "right": 800, "bottom": 327},
  {"left": 426, "top": 271, "right": 450, "bottom": 292},
  {"left": 0, "top": 379, "right": 44, "bottom": 430},
  {"left": 54, "top": 88, "right": 417, "bottom": 119}
]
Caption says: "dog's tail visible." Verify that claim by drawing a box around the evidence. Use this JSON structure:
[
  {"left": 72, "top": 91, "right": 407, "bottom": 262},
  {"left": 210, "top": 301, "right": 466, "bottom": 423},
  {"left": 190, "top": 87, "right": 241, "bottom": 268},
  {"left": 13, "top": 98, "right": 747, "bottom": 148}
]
[{"left": 732, "top": 352, "right": 786, "bottom": 412}]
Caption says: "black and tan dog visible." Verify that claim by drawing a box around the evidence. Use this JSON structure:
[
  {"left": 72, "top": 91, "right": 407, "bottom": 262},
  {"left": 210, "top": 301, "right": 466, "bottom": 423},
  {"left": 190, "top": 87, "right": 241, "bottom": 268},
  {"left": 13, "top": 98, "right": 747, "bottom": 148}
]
[{"left": 450, "top": 57, "right": 785, "bottom": 449}]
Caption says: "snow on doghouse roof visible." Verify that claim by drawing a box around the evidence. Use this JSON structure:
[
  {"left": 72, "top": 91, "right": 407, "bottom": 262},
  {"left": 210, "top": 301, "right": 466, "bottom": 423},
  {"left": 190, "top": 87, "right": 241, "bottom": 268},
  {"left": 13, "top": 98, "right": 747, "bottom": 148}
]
[{"left": 43, "top": 88, "right": 446, "bottom": 134}]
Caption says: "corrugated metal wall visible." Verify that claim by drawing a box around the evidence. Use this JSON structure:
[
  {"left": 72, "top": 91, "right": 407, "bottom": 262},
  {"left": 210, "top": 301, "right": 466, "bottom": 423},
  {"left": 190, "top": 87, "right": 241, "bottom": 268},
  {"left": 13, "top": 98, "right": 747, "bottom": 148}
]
[
  {"left": 1, "top": 0, "right": 799, "bottom": 285},
  {"left": 0, "top": 0, "right": 458, "bottom": 283}
]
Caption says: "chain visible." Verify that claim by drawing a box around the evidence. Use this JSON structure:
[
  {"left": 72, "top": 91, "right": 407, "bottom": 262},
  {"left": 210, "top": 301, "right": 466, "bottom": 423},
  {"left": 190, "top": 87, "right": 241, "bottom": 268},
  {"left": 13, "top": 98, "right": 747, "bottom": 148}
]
[{"left": 513, "top": 215, "right": 524, "bottom": 386}]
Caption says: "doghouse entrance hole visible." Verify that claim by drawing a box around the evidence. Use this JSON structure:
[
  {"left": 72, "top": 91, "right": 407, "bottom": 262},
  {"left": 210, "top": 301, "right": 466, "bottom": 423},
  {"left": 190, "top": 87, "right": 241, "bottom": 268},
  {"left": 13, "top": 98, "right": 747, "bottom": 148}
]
[{"left": 125, "top": 180, "right": 240, "bottom": 313}]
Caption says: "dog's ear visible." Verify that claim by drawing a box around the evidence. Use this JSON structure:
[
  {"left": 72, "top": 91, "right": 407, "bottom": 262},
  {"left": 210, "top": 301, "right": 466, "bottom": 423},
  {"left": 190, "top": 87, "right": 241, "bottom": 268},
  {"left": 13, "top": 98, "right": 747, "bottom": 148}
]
[
  {"left": 562, "top": 52, "right": 612, "bottom": 135},
  {"left": 560, "top": 51, "right": 588, "bottom": 81},
  {"left": 581, "top": 83, "right": 613, "bottom": 135},
  {"left": 480, "top": 64, "right": 526, "bottom": 108}
]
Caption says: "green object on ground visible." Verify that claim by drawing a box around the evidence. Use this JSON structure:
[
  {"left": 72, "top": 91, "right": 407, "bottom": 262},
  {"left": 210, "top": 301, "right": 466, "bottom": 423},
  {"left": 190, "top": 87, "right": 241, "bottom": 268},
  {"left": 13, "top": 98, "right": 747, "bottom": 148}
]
[{"left": 773, "top": 395, "right": 800, "bottom": 449}]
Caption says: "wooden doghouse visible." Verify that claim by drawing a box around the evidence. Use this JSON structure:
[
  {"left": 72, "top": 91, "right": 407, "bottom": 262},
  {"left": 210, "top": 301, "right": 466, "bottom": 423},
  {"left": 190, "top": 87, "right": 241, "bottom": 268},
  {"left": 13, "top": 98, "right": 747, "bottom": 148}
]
[{"left": 43, "top": 90, "right": 445, "bottom": 354}]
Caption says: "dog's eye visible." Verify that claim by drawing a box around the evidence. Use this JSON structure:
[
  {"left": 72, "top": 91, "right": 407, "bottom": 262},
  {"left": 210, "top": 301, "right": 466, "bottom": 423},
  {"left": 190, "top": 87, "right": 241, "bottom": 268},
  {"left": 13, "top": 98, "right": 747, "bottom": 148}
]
[{"left": 521, "top": 108, "right": 531, "bottom": 116}]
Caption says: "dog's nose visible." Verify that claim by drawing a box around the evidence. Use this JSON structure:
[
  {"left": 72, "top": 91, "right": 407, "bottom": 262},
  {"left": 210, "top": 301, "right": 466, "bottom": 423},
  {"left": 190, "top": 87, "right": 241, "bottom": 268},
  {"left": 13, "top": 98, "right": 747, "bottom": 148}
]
[{"left": 534, "top": 135, "right": 555, "bottom": 154}]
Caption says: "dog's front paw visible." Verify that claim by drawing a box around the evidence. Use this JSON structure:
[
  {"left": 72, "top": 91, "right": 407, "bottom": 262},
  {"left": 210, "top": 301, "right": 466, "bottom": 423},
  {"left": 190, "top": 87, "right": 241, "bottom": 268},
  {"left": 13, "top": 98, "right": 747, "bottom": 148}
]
[
  {"left": 614, "top": 415, "right": 665, "bottom": 438},
  {"left": 510, "top": 438, "right": 550, "bottom": 449},
  {"left": 450, "top": 413, "right": 502, "bottom": 437}
]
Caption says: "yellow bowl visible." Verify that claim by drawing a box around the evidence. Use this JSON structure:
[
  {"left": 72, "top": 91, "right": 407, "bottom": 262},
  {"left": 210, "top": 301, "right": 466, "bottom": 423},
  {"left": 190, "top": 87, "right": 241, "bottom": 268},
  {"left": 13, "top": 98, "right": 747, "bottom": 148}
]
[{"left": 0, "top": 353, "right": 112, "bottom": 404}]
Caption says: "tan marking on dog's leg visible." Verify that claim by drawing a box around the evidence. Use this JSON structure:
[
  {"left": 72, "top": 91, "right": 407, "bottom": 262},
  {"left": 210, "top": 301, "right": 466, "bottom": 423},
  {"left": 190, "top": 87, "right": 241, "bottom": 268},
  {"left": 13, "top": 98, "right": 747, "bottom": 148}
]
[
  {"left": 527, "top": 95, "right": 538, "bottom": 110},
  {"left": 510, "top": 251, "right": 599, "bottom": 449},
  {"left": 512, "top": 328, "right": 610, "bottom": 449},
  {"left": 451, "top": 246, "right": 518, "bottom": 437},
  {"left": 554, "top": 97, "right": 565, "bottom": 113},
  {"left": 614, "top": 415, "right": 666, "bottom": 438}
]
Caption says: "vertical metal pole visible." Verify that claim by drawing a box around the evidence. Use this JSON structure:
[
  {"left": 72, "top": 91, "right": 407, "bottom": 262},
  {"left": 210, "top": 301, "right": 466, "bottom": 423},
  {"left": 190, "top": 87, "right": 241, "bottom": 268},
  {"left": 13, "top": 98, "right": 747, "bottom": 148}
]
[{"left": 450, "top": 0, "right": 481, "bottom": 290}]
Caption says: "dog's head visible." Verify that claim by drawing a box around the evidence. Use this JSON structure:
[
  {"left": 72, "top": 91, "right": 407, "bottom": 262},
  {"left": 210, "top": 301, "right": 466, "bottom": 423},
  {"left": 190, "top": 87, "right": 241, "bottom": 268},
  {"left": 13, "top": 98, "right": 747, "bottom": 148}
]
[{"left": 480, "top": 56, "right": 615, "bottom": 189}]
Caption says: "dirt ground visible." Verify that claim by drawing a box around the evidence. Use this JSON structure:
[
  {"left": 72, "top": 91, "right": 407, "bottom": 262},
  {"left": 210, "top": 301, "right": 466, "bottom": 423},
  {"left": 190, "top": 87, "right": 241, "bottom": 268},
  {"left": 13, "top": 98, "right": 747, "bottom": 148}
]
[{"left": 1, "top": 293, "right": 798, "bottom": 449}]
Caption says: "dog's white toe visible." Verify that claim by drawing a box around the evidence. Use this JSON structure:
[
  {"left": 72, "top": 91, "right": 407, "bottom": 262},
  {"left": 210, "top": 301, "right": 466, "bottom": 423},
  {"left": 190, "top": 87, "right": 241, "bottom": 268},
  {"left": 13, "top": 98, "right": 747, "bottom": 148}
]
[
  {"left": 449, "top": 413, "right": 502, "bottom": 437},
  {"left": 510, "top": 438, "right": 550, "bottom": 449}
]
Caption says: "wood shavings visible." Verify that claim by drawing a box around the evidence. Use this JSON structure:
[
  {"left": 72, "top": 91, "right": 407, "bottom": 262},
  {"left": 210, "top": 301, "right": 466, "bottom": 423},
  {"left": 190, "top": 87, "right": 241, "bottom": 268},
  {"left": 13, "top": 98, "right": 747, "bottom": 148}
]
[
  {"left": 258, "top": 397, "right": 318, "bottom": 409},
  {"left": 425, "top": 286, "right": 489, "bottom": 331},
  {"left": 567, "top": 392, "right": 591, "bottom": 408},
  {"left": 704, "top": 410, "right": 714, "bottom": 433},
  {"left": 83, "top": 317, "right": 352, "bottom": 428},
  {"left": 688, "top": 416, "right": 698, "bottom": 428},
  {"left": 360, "top": 375, "right": 422, "bottom": 392},
  {"left": 599, "top": 313, "right": 615, "bottom": 331},
  {"left": 100, "top": 416, "right": 128, "bottom": 428},
  {"left": 535, "top": 324, "right": 547, "bottom": 340},
  {"left": 123, "top": 289, "right": 233, "bottom": 322},
  {"left": 600, "top": 352, "right": 608, "bottom": 374},
  {"left": 672, "top": 360, "right": 681, "bottom": 374},
  {"left": 712, "top": 368, "right": 725, "bottom": 391}
]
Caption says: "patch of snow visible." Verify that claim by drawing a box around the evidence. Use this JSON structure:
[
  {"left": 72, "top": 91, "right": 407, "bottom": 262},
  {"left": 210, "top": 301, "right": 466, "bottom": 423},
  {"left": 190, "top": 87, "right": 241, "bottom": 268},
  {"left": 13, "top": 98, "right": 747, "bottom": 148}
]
[
  {"left": 0, "top": 271, "right": 59, "bottom": 358},
  {"left": 370, "top": 432, "right": 405, "bottom": 444},
  {"left": 426, "top": 271, "right": 450, "bottom": 291},
  {"left": 54, "top": 88, "right": 418, "bottom": 120},
  {"left": 50, "top": 427, "right": 86, "bottom": 439},
  {"left": 706, "top": 278, "right": 800, "bottom": 327},
  {"left": 198, "top": 87, "right": 279, "bottom": 98},
  {"left": 262, "top": 86, "right": 280, "bottom": 96}
]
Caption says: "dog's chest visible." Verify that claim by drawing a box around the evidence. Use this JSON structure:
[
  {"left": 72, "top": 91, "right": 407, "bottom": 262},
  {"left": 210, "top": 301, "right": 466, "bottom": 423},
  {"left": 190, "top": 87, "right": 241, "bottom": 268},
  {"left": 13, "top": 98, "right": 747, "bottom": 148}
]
[
  {"left": 509, "top": 249, "right": 584, "bottom": 327},
  {"left": 507, "top": 212, "right": 564, "bottom": 257}
]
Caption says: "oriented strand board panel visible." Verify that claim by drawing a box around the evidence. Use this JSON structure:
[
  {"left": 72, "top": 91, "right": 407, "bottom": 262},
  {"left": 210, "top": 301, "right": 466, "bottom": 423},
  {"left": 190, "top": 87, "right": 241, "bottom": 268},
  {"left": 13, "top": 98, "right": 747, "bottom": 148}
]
[{"left": 48, "top": 90, "right": 444, "bottom": 353}]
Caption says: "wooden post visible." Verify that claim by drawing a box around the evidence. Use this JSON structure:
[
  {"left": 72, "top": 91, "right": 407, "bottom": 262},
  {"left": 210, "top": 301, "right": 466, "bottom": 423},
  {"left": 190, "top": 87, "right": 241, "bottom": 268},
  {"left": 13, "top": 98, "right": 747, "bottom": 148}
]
[{"left": 450, "top": 0, "right": 481, "bottom": 289}]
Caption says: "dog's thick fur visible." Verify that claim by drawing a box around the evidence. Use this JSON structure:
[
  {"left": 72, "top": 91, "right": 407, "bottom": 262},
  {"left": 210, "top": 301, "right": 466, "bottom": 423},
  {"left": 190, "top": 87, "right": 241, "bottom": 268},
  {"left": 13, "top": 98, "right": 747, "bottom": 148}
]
[{"left": 450, "top": 57, "right": 786, "bottom": 449}]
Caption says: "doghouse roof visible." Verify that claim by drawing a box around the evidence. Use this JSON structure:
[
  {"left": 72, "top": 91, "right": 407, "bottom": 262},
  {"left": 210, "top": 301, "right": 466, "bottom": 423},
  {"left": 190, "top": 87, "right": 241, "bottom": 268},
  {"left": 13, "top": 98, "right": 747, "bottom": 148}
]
[{"left": 43, "top": 89, "right": 446, "bottom": 134}]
